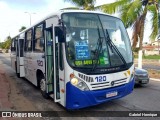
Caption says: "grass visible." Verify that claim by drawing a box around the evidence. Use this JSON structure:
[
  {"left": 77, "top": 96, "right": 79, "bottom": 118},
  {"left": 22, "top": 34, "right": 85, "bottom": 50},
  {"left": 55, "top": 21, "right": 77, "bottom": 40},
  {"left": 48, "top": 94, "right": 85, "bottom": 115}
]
[{"left": 134, "top": 55, "right": 160, "bottom": 60}]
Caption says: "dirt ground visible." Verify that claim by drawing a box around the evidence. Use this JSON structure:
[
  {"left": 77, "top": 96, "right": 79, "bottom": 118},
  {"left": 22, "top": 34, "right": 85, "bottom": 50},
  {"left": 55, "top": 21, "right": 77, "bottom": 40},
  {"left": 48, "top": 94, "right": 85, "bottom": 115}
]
[
  {"left": 6, "top": 75, "right": 37, "bottom": 111},
  {"left": 148, "top": 69, "right": 160, "bottom": 79},
  {"left": 142, "top": 62, "right": 160, "bottom": 79},
  {"left": 134, "top": 59, "right": 160, "bottom": 79},
  {"left": 0, "top": 63, "right": 41, "bottom": 120},
  {"left": 6, "top": 75, "right": 43, "bottom": 120}
]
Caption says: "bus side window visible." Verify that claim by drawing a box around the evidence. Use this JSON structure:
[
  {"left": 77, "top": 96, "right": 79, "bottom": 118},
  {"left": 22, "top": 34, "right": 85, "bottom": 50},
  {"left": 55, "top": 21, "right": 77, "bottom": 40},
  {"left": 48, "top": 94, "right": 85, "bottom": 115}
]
[
  {"left": 25, "top": 29, "right": 33, "bottom": 52},
  {"left": 19, "top": 39, "right": 24, "bottom": 57},
  {"left": 33, "top": 24, "right": 44, "bottom": 52}
]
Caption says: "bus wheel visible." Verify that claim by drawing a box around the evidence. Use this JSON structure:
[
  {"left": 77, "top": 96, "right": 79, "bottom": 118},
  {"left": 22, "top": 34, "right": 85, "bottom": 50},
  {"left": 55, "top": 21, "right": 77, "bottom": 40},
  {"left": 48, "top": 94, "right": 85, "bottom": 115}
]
[
  {"left": 40, "top": 78, "right": 49, "bottom": 99},
  {"left": 15, "top": 62, "right": 20, "bottom": 78},
  {"left": 16, "top": 73, "right": 20, "bottom": 78}
]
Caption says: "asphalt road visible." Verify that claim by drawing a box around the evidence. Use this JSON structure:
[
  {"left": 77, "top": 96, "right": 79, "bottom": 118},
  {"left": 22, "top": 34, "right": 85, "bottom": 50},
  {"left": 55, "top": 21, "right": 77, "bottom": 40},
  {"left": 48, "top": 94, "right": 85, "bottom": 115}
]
[{"left": 0, "top": 53, "right": 160, "bottom": 120}]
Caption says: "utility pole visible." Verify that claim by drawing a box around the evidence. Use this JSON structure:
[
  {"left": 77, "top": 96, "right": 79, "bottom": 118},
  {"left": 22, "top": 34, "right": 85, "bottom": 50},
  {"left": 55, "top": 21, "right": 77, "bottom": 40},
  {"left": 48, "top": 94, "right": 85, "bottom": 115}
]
[{"left": 24, "top": 12, "right": 36, "bottom": 26}]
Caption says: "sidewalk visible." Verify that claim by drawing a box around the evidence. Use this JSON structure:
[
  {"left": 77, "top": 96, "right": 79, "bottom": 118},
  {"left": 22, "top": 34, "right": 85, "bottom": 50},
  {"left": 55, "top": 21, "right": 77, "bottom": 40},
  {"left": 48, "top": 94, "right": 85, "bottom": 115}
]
[
  {"left": 0, "top": 64, "right": 13, "bottom": 111},
  {"left": 150, "top": 78, "right": 160, "bottom": 81}
]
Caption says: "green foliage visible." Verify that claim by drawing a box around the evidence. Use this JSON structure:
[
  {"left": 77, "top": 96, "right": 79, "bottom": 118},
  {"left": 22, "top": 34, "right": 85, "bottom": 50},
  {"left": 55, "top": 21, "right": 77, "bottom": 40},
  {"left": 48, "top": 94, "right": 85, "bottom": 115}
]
[
  {"left": 159, "top": 13, "right": 160, "bottom": 32},
  {"left": 100, "top": 0, "right": 131, "bottom": 15},
  {"left": 0, "top": 26, "right": 26, "bottom": 50},
  {"left": 19, "top": 26, "right": 26, "bottom": 32},
  {"left": 0, "top": 36, "right": 11, "bottom": 49},
  {"left": 64, "top": 0, "right": 96, "bottom": 10},
  {"left": 148, "top": 5, "right": 158, "bottom": 40},
  {"left": 0, "top": 42, "right": 4, "bottom": 48},
  {"left": 134, "top": 54, "right": 160, "bottom": 59},
  {"left": 61, "top": 7, "right": 80, "bottom": 10},
  {"left": 132, "top": 47, "right": 140, "bottom": 53},
  {"left": 100, "top": 0, "right": 159, "bottom": 49},
  {"left": 64, "top": 0, "right": 159, "bottom": 50},
  {"left": 120, "top": 0, "right": 142, "bottom": 28}
]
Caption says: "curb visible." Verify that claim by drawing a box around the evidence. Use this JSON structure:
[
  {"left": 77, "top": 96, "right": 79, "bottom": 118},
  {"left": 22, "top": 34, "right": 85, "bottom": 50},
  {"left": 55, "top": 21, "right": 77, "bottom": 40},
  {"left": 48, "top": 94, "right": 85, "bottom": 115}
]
[{"left": 150, "top": 78, "right": 160, "bottom": 82}]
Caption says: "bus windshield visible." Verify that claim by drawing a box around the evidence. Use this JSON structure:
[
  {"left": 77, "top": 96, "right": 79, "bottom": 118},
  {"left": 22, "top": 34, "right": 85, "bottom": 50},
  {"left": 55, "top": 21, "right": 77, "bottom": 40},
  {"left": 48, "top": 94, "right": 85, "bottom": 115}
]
[{"left": 62, "top": 13, "right": 133, "bottom": 70}]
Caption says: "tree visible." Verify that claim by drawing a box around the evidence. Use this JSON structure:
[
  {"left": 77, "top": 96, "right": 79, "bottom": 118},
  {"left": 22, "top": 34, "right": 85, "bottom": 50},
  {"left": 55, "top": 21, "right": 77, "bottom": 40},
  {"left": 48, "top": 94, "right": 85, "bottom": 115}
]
[
  {"left": 100, "top": 0, "right": 159, "bottom": 68},
  {"left": 64, "top": 0, "right": 96, "bottom": 10},
  {"left": 64, "top": 0, "right": 159, "bottom": 48},
  {"left": 158, "top": 13, "right": 160, "bottom": 32},
  {"left": 0, "top": 36, "right": 11, "bottom": 50},
  {"left": 19, "top": 26, "right": 26, "bottom": 32},
  {"left": 4, "top": 36, "right": 11, "bottom": 49},
  {"left": 100, "top": 0, "right": 159, "bottom": 50},
  {"left": 64, "top": 0, "right": 159, "bottom": 68},
  {"left": 0, "top": 42, "right": 3, "bottom": 48}
]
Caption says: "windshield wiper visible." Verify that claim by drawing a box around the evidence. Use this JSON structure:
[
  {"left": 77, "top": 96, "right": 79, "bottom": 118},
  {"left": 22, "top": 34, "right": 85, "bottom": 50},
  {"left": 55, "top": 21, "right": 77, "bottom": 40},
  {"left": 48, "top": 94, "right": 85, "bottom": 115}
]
[
  {"left": 105, "top": 29, "right": 127, "bottom": 67},
  {"left": 92, "top": 27, "right": 103, "bottom": 71}
]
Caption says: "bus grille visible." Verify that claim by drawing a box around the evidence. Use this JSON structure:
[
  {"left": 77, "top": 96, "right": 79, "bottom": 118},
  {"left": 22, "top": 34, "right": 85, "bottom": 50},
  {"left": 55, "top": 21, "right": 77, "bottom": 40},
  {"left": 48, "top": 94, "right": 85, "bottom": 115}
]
[{"left": 90, "top": 78, "right": 127, "bottom": 90}]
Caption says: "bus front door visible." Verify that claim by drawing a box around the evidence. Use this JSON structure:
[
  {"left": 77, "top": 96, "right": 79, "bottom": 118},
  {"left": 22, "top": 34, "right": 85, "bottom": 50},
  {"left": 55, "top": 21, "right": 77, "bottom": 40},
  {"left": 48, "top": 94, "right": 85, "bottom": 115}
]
[{"left": 45, "top": 27, "right": 64, "bottom": 104}]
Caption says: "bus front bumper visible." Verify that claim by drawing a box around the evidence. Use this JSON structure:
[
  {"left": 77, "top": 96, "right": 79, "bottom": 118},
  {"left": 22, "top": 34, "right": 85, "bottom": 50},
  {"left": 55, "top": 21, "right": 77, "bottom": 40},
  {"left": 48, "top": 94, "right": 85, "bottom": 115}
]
[{"left": 66, "top": 79, "right": 134, "bottom": 110}]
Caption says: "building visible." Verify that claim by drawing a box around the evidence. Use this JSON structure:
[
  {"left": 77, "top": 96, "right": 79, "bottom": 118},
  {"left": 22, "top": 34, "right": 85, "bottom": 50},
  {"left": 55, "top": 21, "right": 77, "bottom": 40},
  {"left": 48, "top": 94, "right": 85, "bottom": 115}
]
[{"left": 143, "top": 40, "right": 160, "bottom": 55}]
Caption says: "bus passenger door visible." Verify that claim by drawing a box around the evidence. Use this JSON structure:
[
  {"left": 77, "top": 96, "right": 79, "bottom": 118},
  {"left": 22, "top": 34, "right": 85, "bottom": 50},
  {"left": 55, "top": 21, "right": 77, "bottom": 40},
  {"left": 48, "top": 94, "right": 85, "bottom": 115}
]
[
  {"left": 54, "top": 25, "right": 65, "bottom": 105},
  {"left": 45, "top": 28, "right": 55, "bottom": 96},
  {"left": 45, "top": 26, "right": 65, "bottom": 104},
  {"left": 45, "top": 27, "right": 61, "bottom": 102}
]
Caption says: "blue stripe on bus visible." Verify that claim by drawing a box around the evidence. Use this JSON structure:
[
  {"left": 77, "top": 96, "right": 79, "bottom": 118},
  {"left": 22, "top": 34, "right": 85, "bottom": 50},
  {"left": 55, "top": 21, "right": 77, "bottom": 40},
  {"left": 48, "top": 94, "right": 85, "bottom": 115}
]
[{"left": 66, "top": 78, "right": 134, "bottom": 110}]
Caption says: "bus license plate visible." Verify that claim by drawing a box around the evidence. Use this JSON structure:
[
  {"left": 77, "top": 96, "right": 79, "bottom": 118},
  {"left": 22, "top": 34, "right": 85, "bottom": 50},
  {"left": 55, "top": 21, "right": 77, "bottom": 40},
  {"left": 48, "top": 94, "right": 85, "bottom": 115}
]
[{"left": 106, "top": 91, "right": 118, "bottom": 98}]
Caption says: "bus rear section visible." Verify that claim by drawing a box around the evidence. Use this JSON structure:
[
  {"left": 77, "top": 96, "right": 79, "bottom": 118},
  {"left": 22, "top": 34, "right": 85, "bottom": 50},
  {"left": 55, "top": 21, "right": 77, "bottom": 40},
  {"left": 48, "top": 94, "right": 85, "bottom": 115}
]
[{"left": 11, "top": 36, "right": 25, "bottom": 78}]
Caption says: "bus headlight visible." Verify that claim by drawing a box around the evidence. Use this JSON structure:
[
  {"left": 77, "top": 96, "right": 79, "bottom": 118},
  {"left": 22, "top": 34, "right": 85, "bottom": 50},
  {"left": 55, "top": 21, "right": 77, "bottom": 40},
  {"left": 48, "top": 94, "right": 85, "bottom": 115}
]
[
  {"left": 70, "top": 77, "right": 89, "bottom": 91},
  {"left": 71, "top": 78, "right": 79, "bottom": 85}
]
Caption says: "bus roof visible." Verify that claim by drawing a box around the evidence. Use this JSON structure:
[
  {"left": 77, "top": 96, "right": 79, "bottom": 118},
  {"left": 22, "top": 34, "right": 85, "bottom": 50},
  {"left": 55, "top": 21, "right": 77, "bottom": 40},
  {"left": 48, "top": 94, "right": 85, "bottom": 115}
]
[{"left": 12, "top": 10, "right": 113, "bottom": 39}]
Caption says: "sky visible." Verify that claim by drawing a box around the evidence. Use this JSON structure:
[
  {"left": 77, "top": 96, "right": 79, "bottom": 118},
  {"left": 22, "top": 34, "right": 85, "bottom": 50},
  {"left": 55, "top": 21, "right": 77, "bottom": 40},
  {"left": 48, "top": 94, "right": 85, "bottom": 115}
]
[{"left": 0, "top": 0, "right": 152, "bottom": 43}]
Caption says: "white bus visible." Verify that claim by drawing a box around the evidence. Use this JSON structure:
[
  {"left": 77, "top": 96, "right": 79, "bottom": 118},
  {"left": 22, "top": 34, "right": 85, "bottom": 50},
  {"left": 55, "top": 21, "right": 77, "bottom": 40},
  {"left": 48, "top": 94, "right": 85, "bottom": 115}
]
[{"left": 11, "top": 10, "right": 134, "bottom": 110}]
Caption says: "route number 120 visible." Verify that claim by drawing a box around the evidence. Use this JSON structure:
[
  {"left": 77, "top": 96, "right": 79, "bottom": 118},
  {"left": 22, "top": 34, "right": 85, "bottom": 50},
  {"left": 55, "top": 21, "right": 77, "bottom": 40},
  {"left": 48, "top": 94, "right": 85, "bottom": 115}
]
[{"left": 95, "top": 76, "right": 107, "bottom": 82}]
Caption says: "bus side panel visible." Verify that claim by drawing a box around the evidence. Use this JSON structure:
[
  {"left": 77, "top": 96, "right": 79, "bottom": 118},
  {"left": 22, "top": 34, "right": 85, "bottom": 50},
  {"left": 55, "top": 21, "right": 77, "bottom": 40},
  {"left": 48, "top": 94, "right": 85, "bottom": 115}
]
[
  {"left": 19, "top": 57, "right": 25, "bottom": 77},
  {"left": 63, "top": 48, "right": 74, "bottom": 107},
  {"left": 10, "top": 39, "right": 17, "bottom": 72},
  {"left": 16, "top": 56, "right": 20, "bottom": 73},
  {"left": 24, "top": 52, "right": 45, "bottom": 86},
  {"left": 58, "top": 43, "right": 66, "bottom": 106},
  {"left": 32, "top": 53, "right": 45, "bottom": 86},
  {"left": 20, "top": 65, "right": 25, "bottom": 77},
  {"left": 11, "top": 54, "right": 16, "bottom": 71},
  {"left": 19, "top": 56, "right": 24, "bottom": 65},
  {"left": 24, "top": 53, "right": 31, "bottom": 81}
]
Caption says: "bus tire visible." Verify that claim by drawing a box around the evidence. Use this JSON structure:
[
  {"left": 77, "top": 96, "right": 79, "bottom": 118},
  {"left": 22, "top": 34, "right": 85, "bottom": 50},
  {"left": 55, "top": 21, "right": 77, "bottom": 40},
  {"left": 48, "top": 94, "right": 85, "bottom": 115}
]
[
  {"left": 16, "top": 73, "right": 20, "bottom": 78},
  {"left": 15, "top": 62, "right": 20, "bottom": 78},
  {"left": 40, "top": 77, "right": 49, "bottom": 99}
]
